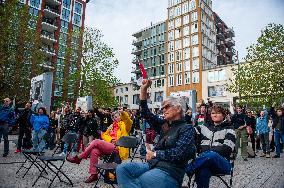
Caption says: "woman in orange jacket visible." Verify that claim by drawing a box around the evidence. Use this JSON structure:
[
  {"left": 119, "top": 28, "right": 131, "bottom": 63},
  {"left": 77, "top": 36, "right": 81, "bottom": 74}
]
[{"left": 67, "top": 109, "right": 132, "bottom": 183}]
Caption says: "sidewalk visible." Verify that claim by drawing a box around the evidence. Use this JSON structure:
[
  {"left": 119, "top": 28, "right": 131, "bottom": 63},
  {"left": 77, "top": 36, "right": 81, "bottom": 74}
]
[{"left": 0, "top": 135, "right": 283, "bottom": 188}]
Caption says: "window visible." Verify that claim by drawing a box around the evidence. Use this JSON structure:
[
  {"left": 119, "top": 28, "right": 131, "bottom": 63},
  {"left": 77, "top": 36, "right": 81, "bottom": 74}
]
[
  {"left": 62, "top": 8, "right": 70, "bottom": 21},
  {"left": 192, "top": 71, "right": 199, "bottom": 83},
  {"left": 30, "top": 0, "right": 40, "bottom": 8},
  {"left": 189, "top": 0, "right": 196, "bottom": 11},
  {"left": 192, "top": 58, "right": 199, "bottom": 70},
  {"left": 191, "top": 11, "right": 198, "bottom": 22},
  {"left": 120, "top": 88, "right": 123, "bottom": 93},
  {"left": 169, "top": 31, "right": 174, "bottom": 40},
  {"left": 183, "top": 26, "right": 190, "bottom": 36},
  {"left": 183, "top": 37, "right": 190, "bottom": 47},
  {"left": 169, "top": 63, "right": 174, "bottom": 74},
  {"left": 125, "top": 87, "right": 128, "bottom": 91},
  {"left": 124, "top": 95, "right": 128, "bottom": 104},
  {"left": 184, "top": 48, "right": 190, "bottom": 59},
  {"left": 191, "top": 34, "right": 198, "bottom": 45},
  {"left": 175, "top": 29, "right": 181, "bottom": 39},
  {"left": 169, "top": 8, "right": 174, "bottom": 19},
  {"left": 74, "top": 2, "right": 82, "bottom": 14},
  {"left": 175, "top": 18, "right": 181, "bottom": 28},
  {"left": 73, "top": 14, "right": 81, "bottom": 26},
  {"left": 155, "top": 91, "right": 164, "bottom": 102},
  {"left": 133, "top": 94, "right": 140, "bottom": 105},
  {"left": 175, "top": 5, "right": 181, "bottom": 17},
  {"left": 176, "top": 62, "right": 182, "bottom": 72},
  {"left": 185, "top": 72, "right": 191, "bottom": 84},
  {"left": 169, "top": 20, "right": 174, "bottom": 30},
  {"left": 183, "top": 14, "right": 189, "bottom": 25},
  {"left": 175, "top": 40, "right": 181, "bottom": 50},
  {"left": 191, "top": 22, "right": 198, "bottom": 33},
  {"left": 169, "top": 75, "right": 174, "bottom": 86},
  {"left": 116, "top": 89, "right": 118, "bottom": 93},
  {"left": 176, "top": 50, "right": 182, "bottom": 61},
  {"left": 184, "top": 60, "right": 190, "bottom": 71},
  {"left": 170, "top": 52, "right": 174, "bottom": 62},
  {"left": 208, "top": 86, "right": 226, "bottom": 97},
  {"left": 176, "top": 73, "right": 182, "bottom": 85},
  {"left": 63, "top": 0, "right": 71, "bottom": 8},
  {"left": 170, "top": 41, "right": 174, "bottom": 51},
  {"left": 192, "top": 46, "right": 199, "bottom": 57},
  {"left": 182, "top": 2, "right": 189, "bottom": 14},
  {"left": 29, "top": 7, "right": 38, "bottom": 16}
]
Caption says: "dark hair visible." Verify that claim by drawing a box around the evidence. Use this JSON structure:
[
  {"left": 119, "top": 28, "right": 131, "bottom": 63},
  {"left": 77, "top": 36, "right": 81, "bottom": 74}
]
[
  {"left": 200, "top": 103, "right": 206, "bottom": 107},
  {"left": 211, "top": 105, "right": 227, "bottom": 117},
  {"left": 38, "top": 107, "right": 47, "bottom": 115}
]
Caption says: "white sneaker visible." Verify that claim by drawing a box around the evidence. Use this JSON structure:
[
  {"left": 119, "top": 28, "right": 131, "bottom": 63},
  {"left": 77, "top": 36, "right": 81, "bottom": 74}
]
[
  {"left": 59, "top": 152, "right": 66, "bottom": 157},
  {"left": 70, "top": 152, "right": 77, "bottom": 157}
]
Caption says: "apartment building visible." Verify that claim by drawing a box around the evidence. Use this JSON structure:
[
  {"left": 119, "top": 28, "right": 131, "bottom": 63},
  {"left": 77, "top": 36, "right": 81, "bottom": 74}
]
[
  {"left": 131, "top": 21, "right": 167, "bottom": 107},
  {"left": 19, "top": 0, "right": 89, "bottom": 106}
]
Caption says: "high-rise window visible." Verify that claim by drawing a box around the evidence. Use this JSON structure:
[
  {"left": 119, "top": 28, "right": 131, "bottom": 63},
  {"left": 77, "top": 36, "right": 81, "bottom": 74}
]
[
  {"left": 183, "top": 14, "right": 190, "bottom": 25},
  {"left": 175, "top": 29, "right": 181, "bottom": 39},
  {"left": 176, "top": 62, "right": 182, "bottom": 72},
  {"left": 63, "top": 0, "right": 71, "bottom": 9},
  {"left": 169, "top": 75, "right": 174, "bottom": 86},
  {"left": 184, "top": 48, "right": 190, "bottom": 59},
  {"left": 182, "top": 2, "right": 188, "bottom": 14},
  {"left": 191, "top": 11, "right": 198, "bottom": 22},
  {"left": 175, "top": 18, "right": 181, "bottom": 28},
  {"left": 189, "top": 0, "right": 196, "bottom": 11},
  {"left": 170, "top": 52, "right": 174, "bottom": 62},
  {"left": 191, "top": 22, "right": 198, "bottom": 33},
  {"left": 74, "top": 2, "right": 82, "bottom": 14},
  {"left": 192, "top": 71, "right": 199, "bottom": 83},
  {"left": 184, "top": 72, "right": 191, "bottom": 84},
  {"left": 169, "top": 63, "right": 174, "bottom": 74},
  {"left": 175, "top": 40, "right": 181, "bottom": 50},
  {"left": 192, "top": 58, "right": 199, "bottom": 70},
  {"left": 191, "top": 34, "right": 198, "bottom": 45},
  {"left": 62, "top": 8, "right": 70, "bottom": 21},
  {"left": 183, "top": 37, "right": 190, "bottom": 47},
  {"left": 73, "top": 14, "right": 81, "bottom": 26},
  {"left": 176, "top": 50, "right": 182, "bottom": 61},
  {"left": 176, "top": 73, "right": 182, "bottom": 85},
  {"left": 184, "top": 60, "right": 190, "bottom": 71},
  {"left": 183, "top": 26, "right": 190, "bottom": 36},
  {"left": 192, "top": 46, "right": 199, "bottom": 57}
]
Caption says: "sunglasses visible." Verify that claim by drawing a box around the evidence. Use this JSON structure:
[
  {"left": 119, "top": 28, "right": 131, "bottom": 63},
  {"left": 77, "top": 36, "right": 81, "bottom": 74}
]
[{"left": 161, "top": 104, "right": 174, "bottom": 111}]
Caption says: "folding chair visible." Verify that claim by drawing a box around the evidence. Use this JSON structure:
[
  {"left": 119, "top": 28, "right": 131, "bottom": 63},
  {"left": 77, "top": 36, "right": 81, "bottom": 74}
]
[
  {"left": 32, "top": 132, "right": 78, "bottom": 188},
  {"left": 93, "top": 136, "right": 139, "bottom": 188},
  {"left": 16, "top": 140, "right": 46, "bottom": 178}
]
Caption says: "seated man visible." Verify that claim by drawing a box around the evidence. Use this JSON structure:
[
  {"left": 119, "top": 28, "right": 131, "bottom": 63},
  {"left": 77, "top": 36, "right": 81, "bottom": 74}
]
[
  {"left": 185, "top": 105, "right": 236, "bottom": 188},
  {"left": 116, "top": 79, "right": 196, "bottom": 188},
  {"left": 67, "top": 108, "right": 132, "bottom": 183}
]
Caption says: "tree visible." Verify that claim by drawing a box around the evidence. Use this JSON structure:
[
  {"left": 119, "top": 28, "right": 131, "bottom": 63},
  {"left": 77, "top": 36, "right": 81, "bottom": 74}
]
[
  {"left": 227, "top": 23, "right": 284, "bottom": 108},
  {"left": 79, "top": 27, "right": 119, "bottom": 107},
  {"left": 0, "top": 0, "right": 45, "bottom": 103}
]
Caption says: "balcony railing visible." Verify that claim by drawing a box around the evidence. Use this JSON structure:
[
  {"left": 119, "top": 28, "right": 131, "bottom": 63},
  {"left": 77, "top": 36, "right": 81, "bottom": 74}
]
[
  {"left": 45, "top": 0, "right": 61, "bottom": 6},
  {"left": 42, "top": 18, "right": 58, "bottom": 32},
  {"left": 43, "top": 6, "right": 60, "bottom": 18},
  {"left": 225, "top": 38, "right": 235, "bottom": 47},
  {"left": 225, "top": 28, "right": 235, "bottom": 37}
]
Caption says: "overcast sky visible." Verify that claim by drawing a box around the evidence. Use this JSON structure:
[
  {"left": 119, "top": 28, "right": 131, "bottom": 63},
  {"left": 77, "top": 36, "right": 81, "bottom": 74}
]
[{"left": 85, "top": 0, "right": 284, "bottom": 83}]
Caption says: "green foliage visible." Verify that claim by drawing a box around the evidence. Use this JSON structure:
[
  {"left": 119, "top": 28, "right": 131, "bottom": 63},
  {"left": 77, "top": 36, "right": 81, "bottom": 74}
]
[
  {"left": 227, "top": 23, "right": 284, "bottom": 107},
  {"left": 79, "top": 27, "right": 119, "bottom": 107},
  {"left": 0, "top": 0, "right": 45, "bottom": 103}
]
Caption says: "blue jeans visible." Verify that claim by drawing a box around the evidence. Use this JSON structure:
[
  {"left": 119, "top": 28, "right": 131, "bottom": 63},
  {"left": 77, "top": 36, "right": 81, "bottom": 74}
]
[
  {"left": 32, "top": 129, "right": 47, "bottom": 152},
  {"left": 63, "top": 131, "right": 77, "bottom": 153},
  {"left": 116, "top": 162, "right": 179, "bottom": 188},
  {"left": 274, "top": 130, "right": 284, "bottom": 156},
  {"left": 185, "top": 151, "right": 231, "bottom": 188}
]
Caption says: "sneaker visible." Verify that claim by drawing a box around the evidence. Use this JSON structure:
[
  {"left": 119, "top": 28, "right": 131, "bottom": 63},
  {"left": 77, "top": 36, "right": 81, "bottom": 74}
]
[
  {"left": 59, "top": 152, "right": 66, "bottom": 157},
  {"left": 70, "top": 151, "right": 77, "bottom": 157},
  {"left": 15, "top": 149, "right": 22, "bottom": 153},
  {"left": 273, "top": 155, "right": 280, "bottom": 158},
  {"left": 2, "top": 153, "right": 8, "bottom": 157},
  {"left": 84, "top": 174, "right": 98, "bottom": 183},
  {"left": 260, "top": 153, "right": 266, "bottom": 157},
  {"left": 266, "top": 154, "right": 270, "bottom": 158}
]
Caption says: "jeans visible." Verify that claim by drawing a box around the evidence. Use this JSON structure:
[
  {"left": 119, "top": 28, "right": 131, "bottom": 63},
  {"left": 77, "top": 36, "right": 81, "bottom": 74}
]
[
  {"left": 259, "top": 132, "right": 270, "bottom": 154},
  {"left": 0, "top": 123, "right": 9, "bottom": 154},
  {"left": 32, "top": 129, "right": 47, "bottom": 152},
  {"left": 63, "top": 131, "right": 78, "bottom": 154},
  {"left": 274, "top": 130, "right": 284, "bottom": 156},
  {"left": 116, "top": 162, "right": 179, "bottom": 188},
  {"left": 235, "top": 128, "right": 248, "bottom": 158},
  {"left": 79, "top": 139, "right": 115, "bottom": 174},
  {"left": 185, "top": 151, "right": 231, "bottom": 188}
]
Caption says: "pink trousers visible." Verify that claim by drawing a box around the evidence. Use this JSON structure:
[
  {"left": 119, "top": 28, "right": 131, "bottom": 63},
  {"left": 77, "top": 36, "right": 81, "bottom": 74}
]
[{"left": 79, "top": 139, "right": 115, "bottom": 174}]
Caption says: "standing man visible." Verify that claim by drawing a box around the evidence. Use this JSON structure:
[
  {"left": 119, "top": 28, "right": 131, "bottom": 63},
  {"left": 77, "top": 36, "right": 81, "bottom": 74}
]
[
  {"left": 231, "top": 105, "right": 248, "bottom": 160},
  {"left": 15, "top": 102, "right": 33, "bottom": 153},
  {"left": 0, "top": 98, "right": 15, "bottom": 157}
]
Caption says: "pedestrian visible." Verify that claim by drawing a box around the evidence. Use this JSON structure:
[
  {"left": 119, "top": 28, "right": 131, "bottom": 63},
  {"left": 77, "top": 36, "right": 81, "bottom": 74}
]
[
  {"left": 0, "top": 98, "right": 15, "bottom": 157},
  {"left": 46, "top": 111, "right": 57, "bottom": 150},
  {"left": 67, "top": 108, "right": 132, "bottom": 183},
  {"left": 82, "top": 110, "right": 99, "bottom": 148},
  {"left": 256, "top": 108, "right": 270, "bottom": 158},
  {"left": 245, "top": 109, "right": 257, "bottom": 157},
  {"left": 15, "top": 102, "right": 33, "bottom": 153},
  {"left": 185, "top": 105, "right": 236, "bottom": 188},
  {"left": 231, "top": 105, "right": 248, "bottom": 160},
  {"left": 270, "top": 103, "right": 284, "bottom": 158},
  {"left": 30, "top": 107, "right": 49, "bottom": 152},
  {"left": 116, "top": 79, "right": 196, "bottom": 188}
]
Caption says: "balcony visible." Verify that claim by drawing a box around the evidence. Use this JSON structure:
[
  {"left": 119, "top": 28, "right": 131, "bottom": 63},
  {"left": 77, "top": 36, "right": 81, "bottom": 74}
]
[
  {"left": 132, "top": 30, "right": 143, "bottom": 38},
  {"left": 131, "top": 48, "right": 142, "bottom": 55},
  {"left": 226, "top": 48, "right": 235, "bottom": 56},
  {"left": 132, "top": 58, "right": 141, "bottom": 64},
  {"left": 225, "top": 28, "right": 235, "bottom": 37},
  {"left": 132, "top": 38, "right": 142, "bottom": 46},
  {"left": 40, "top": 46, "right": 56, "bottom": 57},
  {"left": 217, "top": 21, "right": 222, "bottom": 28},
  {"left": 39, "top": 61, "right": 55, "bottom": 71},
  {"left": 217, "top": 31, "right": 224, "bottom": 39},
  {"left": 45, "top": 0, "right": 61, "bottom": 6},
  {"left": 41, "top": 30, "right": 57, "bottom": 44},
  {"left": 225, "top": 38, "right": 235, "bottom": 47},
  {"left": 43, "top": 6, "right": 60, "bottom": 19},
  {"left": 131, "top": 67, "right": 140, "bottom": 74},
  {"left": 217, "top": 40, "right": 224, "bottom": 47},
  {"left": 42, "top": 18, "right": 58, "bottom": 32}
]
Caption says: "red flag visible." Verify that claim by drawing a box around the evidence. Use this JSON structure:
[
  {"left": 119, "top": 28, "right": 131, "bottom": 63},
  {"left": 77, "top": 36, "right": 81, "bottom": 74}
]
[{"left": 138, "top": 62, "right": 147, "bottom": 79}]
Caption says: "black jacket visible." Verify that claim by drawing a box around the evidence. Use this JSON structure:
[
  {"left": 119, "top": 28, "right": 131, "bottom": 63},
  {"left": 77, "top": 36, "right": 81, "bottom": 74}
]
[
  {"left": 270, "top": 107, "right": 284, "bottom": 134},
  {"left": 83, "top": 117, "right": 99, "bottom": 138},
  {"left": 17, "top": 109, "right": 32, "bottom": 128},
  {"left": 231, "top": 113, "right": 247, "bottom": 129},
  {"left": 94, "top": 108, "right": 113, "bottom": 132},
  {"left": 66, "top": 113, "right": 84, "bottom": 132}
]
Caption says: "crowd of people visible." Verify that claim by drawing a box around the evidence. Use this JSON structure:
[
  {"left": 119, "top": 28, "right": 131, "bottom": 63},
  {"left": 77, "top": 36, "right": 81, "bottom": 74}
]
[{"left": 0, "top": 79, "right": 283, "bottom": 187}]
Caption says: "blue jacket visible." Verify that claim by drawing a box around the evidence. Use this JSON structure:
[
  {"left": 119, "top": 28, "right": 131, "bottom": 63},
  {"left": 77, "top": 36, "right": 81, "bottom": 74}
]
[
  {"left": 30, "top": 114, "right": 49, "bottom": 131},
  {"left": 0, "top": 105, "right": 15, "bottom": 126},
  {"left": 256, "top": 109, "right": 269, "bottom": 134}
]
